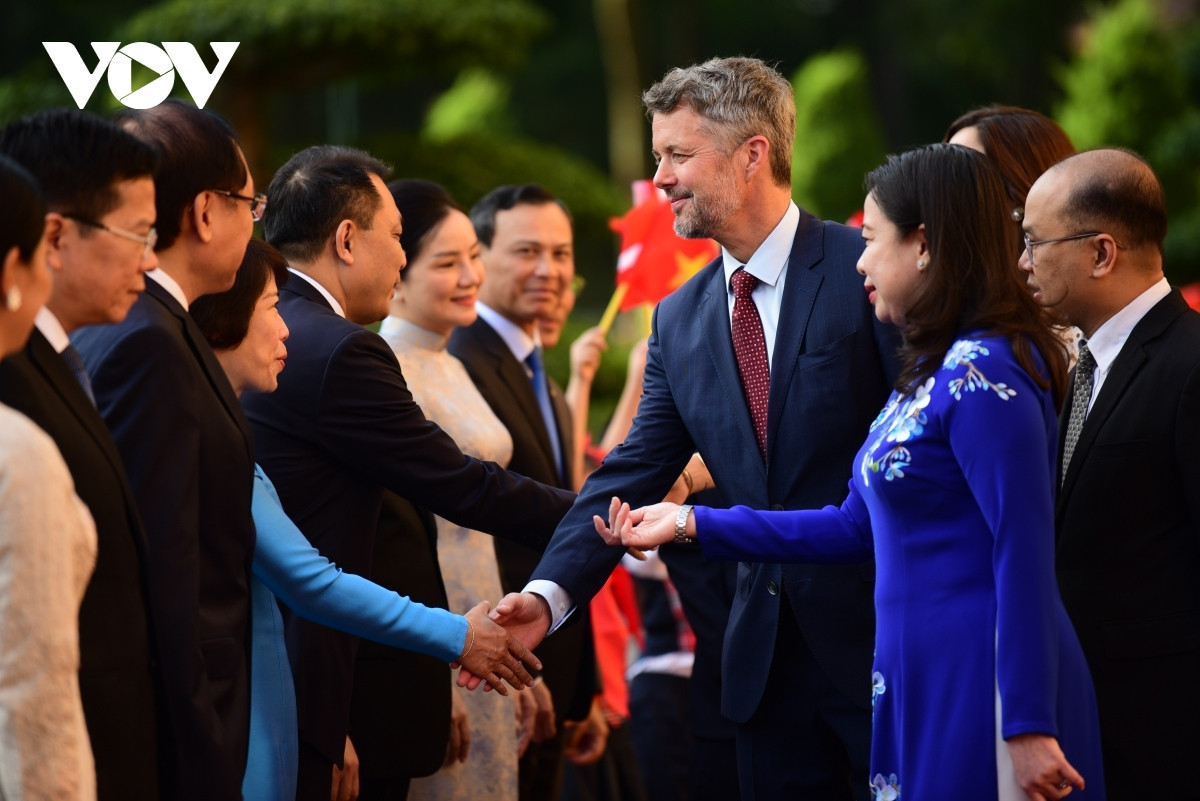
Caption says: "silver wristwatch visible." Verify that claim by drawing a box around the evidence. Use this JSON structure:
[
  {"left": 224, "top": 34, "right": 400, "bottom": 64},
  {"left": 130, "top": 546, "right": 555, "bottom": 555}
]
[{"left": 674, "top": 504, "right": 694, "bottom": 544}]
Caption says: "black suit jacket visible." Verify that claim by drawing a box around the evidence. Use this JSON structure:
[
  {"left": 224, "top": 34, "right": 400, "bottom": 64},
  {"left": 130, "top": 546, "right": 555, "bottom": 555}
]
[
  {"left": 1055, "top": 288, "right": 1200, "bottom": 798},
  {"left": 0, "top": 327, "right": 159, "bottom": 800},
  {"left": 72, "top": 281, "right": 256, "bottom": 801},
  {"left": 241, "top": 278, "right": 575, "bottom": 766},
  {"left": 449, "top": 317, "right": 597, "bottom": 723},
  {"left": 349, "top": 492, "right": 451, "bottom": 779},
  {"left": 532, "top": 213, "right": 898, "bottom": 724}
]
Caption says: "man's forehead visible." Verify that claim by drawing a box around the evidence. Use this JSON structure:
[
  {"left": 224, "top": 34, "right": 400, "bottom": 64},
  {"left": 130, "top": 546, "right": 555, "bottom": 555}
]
[{"left": 494, "top": 203, "right": 572, "bottom": 240}]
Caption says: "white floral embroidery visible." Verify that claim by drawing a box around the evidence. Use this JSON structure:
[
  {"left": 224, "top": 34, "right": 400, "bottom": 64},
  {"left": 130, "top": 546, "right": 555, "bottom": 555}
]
[
  {"left": 871, "top": 671, "right": 886, "bottom": 709},
  {"left": 861, "top": 378, "right": 934, "bottom": 486},
  {"left": 870, "top": 773, "right": 901, "bottom": 800},
  {"left": 944, "top": 341, "right": 1017, "bottom": 401}
]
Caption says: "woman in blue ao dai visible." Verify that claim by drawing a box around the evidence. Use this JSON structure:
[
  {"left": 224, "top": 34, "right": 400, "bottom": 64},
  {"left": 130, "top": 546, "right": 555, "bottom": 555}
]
[{"left": 598, "top": 145, "right": 1106, "bottom": 801}]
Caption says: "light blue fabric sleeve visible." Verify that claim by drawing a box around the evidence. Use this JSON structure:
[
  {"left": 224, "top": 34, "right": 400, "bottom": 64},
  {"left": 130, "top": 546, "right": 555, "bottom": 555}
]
[
  {"left": 251, "top": 466, "right": 467, "bottom": 662},
  {"left": 695, "top": 482, "right": 874, "bottom": 564}
]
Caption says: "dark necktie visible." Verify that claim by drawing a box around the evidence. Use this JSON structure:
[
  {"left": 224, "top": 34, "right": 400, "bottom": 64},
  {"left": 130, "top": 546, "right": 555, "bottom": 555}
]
[
  {"left": 731, "top": 267, "right": 769, "bottom": 459},
  {"left": 525, "top": 346, "right": 564, "bottom": 482},
  {"left": 61, "top": 343, "right": 97, "bottom": 407},
  {"left": 1061, "top": 341, "right": 1095, "bottom": 483}
]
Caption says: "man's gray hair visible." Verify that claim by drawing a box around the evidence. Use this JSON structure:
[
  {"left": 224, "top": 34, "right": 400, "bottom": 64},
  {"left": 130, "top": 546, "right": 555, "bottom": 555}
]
[{"left": 642, "top": 56, "right": 795, "bottom": 188}]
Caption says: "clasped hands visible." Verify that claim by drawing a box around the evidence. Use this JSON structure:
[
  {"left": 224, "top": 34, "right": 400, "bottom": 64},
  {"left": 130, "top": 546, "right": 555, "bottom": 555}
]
[
  {"left": 593, "top": 496, "right": 687, "bottom": 551},
  {"left": 450, "top": 600, "right": 543, "bottom": 695}
]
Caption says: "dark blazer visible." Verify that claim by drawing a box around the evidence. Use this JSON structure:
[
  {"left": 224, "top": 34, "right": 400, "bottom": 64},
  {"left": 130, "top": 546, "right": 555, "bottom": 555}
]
[
  {"left": 1055, "top": 288, "right": 1200, "bottom": 799},
  {"left": 72, "top": 280, "right": 256, "bottom": 801},
  {"left": 532, "top": 212, "right": 897, "bottom": 723},
  {"left": 0, "top": 327, "right": 159, "bottom": 800},
  {"left": 240, "top": 278, "right": 575, "bottom": 767},
  {"left": 449, "top": 317, "right": 597, "bottom": 723},
  {"left": 350, "top": 491, "right": 452, "bottom": 780}
]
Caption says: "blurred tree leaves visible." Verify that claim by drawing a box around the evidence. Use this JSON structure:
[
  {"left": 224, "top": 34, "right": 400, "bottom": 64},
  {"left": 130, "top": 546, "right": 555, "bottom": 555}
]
[
  {"left": 791, "top": 49, "right": 888, "bottom": 222},
  {"left": 1057, "top": 0, "right": 1200, "bottom": 282}
]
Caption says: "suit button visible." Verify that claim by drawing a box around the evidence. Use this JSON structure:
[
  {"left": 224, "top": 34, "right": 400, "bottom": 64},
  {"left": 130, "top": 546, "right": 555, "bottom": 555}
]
[
  {"left": 770, "top": 504, "right": 785, "bottom": 511},
  {"left": 767, "top": 581, "right": 779, "bottom": 595}
]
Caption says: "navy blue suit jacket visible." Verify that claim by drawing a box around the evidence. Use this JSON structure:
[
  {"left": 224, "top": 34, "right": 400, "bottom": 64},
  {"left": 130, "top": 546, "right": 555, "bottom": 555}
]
[
  {"left": 241, "top": 278, "right": 575, "bottom": 765},
  {"left": 73, "top": 281, "right": 256, "bottom": 801},
  {"left": 532, "top": 212, "right": 898, "bottom": 722}
]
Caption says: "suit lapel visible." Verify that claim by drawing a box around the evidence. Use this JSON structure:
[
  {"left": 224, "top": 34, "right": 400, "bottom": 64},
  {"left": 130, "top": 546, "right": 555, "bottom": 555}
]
[
  {"left": 1057, "top": 290, "right": 1189, "bottom": 513},
  {"left": 147, "top": 280, "right": 255, "bottom": 459},
  {"left": 767, "top": 213, "right": 824, "bottom": 462},
  {"left": 699, "top": 263, "right": 765, "bottom": 479},
  {"left": 474, "top": 320, "right": 560, "bottom": 475},
  {"left": 26, "top": 329, "right": 130, "bottom": 480}
]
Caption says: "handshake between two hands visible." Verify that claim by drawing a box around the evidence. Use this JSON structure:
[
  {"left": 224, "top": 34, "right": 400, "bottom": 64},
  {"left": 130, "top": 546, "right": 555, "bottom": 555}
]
[{"left": 452, "top": 496, "right": 683, "bottom": 694}]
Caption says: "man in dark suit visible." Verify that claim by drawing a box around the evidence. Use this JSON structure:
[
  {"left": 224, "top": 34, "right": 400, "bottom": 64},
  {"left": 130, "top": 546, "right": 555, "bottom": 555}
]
[
  {"left": 486, "top": 57, "right": 897, "bottom": 801},
  {"left": 448, "top": 184, "right": 601, "bottom": 800},
  {"left": 0, "top": 108, "right": 160, "bottom": 801},
  {"left": 1021, "top": 148, "right": 1200, "bottom": 801},
  {"left": 71, "top": 101, "right": 259, "bottom": 801},
  {"left": 245, "top": 145, "right": 574, "bottom": 801}
]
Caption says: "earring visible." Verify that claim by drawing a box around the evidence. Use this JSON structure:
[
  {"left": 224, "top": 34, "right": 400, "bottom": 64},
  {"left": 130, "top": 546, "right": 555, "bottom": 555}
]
[
  {"left": 4, "top": 285, "right": 20, "bottom": 312},
  {"left": 917, "top": 259, "right": 926, "bottom": 270}
]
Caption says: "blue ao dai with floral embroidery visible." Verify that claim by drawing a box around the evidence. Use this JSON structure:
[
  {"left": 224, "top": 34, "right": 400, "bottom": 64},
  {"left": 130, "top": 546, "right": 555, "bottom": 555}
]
[{"left": 695, "top": 335, "right": 1106, "bottom": 800}]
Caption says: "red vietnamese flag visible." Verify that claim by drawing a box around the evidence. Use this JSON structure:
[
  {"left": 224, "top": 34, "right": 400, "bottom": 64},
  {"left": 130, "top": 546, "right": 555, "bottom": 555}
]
[
  {"left": 1183, "top": 282, "right": 1200, "bottom": 311},
  {"left": 610, "top": 180, "right": 720, "bottom": 311}
]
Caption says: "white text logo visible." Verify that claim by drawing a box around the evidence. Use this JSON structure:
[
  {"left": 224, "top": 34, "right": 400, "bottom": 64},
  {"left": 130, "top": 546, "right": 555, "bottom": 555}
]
[{"left": 42, "top": 42, "right": 239, "bottom": 109}]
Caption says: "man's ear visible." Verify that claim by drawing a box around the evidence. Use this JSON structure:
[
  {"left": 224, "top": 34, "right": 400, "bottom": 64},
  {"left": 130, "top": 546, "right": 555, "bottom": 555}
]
[
  {"left": 1090, "top": 233, "right": 1119, "bottom": 279},
  {"left": 190, "top": 191, "right": 215, "bottom": 244},
  {"left": 742, "top": 135, "right": 770, "bottom": 183},
  {"left": 43, "top": 213, "right": 66, "bottom": 274},
  {"left": 333, "top": 219, "right": 356, "bottom": 265}
]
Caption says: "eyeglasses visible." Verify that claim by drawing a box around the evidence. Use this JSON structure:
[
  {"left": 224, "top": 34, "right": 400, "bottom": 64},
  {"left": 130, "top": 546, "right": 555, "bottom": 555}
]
[
  {"left": 1023, "top": 231, "right": 1101, "bottom": 267},
  {"left": 214, "top": 190, "right": 268, "bottom": 222},
  {"left": 64, "top": 214, "right": 157, "bottom": 261}
]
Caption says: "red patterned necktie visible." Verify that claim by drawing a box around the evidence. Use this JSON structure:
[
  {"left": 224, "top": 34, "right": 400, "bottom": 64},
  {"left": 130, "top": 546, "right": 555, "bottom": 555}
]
[{"left": 731, "top": 267, "right": 769, "bottom": 459}]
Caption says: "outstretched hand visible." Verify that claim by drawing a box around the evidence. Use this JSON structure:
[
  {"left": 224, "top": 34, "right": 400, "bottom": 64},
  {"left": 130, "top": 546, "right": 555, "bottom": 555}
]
[
  {"left": 593, "top": 496, "right": 683, "bottom": 550},
  {"left": 451, "top": 600, "right": 541, "bottom": 695},
  {"left": 456, "top": 593, "right": 551, "bottom": 691},
  {"left": 1006, "top": 733, "right": 1085, "bottom": 800}
]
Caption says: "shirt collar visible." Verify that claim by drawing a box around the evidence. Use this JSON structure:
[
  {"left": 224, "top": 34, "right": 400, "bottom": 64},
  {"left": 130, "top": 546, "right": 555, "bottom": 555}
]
[
  {"left": 146, "top": 268, "right": 189, "bottom": 310},
  {"left": 287, "top": 267, "right": 346, "bottom": 318},
  {"left": 1085, "top": 276, "right": 1171, "bottom": 373},
  {"left": 722, "top": 201, "right": 799, "bottom": 290},
  {"left": 34, "top": 307, "right": 70, "bottom": 353},
  {"left": 475, "top": 301, "right": 538, "bottom": 362}
]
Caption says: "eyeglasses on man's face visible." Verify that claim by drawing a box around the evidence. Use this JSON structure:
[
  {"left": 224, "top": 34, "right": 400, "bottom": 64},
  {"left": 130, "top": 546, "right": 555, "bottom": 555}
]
[
  {"left": 1022, "top": 231, "right": 1102, "bottom": 268},
  {"left": 214, "top": 190, "right": 268, "bottom": 222},
  {"left": 64, "top": 213, "right": 157, "bottom": 261}
]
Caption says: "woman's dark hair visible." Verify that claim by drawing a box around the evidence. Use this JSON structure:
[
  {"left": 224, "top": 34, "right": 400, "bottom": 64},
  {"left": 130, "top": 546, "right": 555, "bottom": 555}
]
[
  {"left": 191, "top": 238, "right": 288, "bottom": 350},
  {"left": 116, "top": 100, "right": 247, "bottom": 251},
  {"left": 943, "top": 105, "right": 1075, "bottom": 211},
  {"left": 387, "top": 179, "right": 463, "bottom": 281},
  {"left": 865, "top": 143, "right": 1067, "bottom": 405},
  {"left": 0, "top": 153, "right": 46, "bottom": 263}
]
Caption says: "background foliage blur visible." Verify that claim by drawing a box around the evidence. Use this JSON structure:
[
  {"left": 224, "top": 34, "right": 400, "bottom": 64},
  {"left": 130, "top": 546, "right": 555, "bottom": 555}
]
[{"left": 3, "top": 0, "right": 1199, "bottom": 428}]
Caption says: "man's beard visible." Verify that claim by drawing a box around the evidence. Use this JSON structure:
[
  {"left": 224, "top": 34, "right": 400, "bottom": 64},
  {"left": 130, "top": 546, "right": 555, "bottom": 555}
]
[{"left": 670, "top": 176, "right": 739, "bottom": 240}]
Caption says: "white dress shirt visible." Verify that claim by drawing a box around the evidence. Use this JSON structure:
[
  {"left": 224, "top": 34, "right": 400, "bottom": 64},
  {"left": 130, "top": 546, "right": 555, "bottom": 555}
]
[
  {"left": 287, "top": 268, "right": 346, "bottom": 318},
  {"left": 146, "top": 268, "right": 190, "bottom": 310},
  {"left": 1081, "top": 277, "right": 1170, "bottom": 414},
  {"left": 35, "top": 307, "right": 71, "bottom": 353}
]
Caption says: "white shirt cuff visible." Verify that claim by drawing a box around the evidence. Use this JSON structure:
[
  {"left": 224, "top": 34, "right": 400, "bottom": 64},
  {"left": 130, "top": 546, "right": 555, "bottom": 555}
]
[{"left": 523, "top": 580, "right": 576, "bottom": 632}]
